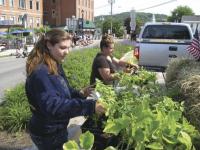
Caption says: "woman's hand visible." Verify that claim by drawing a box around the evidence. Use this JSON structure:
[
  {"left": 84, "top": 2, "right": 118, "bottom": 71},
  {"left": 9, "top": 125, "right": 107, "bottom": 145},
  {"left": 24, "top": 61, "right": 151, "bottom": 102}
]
[
  {"left": 124, "top": 63, "right": 139, "bottom": 74},
  {"left": 95, "top": 101, "right": 106, "bottom": 115},
  {"left": 126, "top": 63, "right": 139, "bottom": 70},
  {"left": 112, "top": 73, "right": 120, "bottom": 80},
  {"left": 80, "top": 85, "right": 94, "bottom": 97}
]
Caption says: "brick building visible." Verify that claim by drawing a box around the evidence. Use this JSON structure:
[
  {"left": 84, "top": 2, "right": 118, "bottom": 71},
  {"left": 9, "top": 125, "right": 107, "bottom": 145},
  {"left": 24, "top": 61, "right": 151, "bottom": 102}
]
[
  {"left": 0, "top": 0, "right": 43, "bottom": 29},
  {"left": 43, "top": 0, "right": 94, "bottom": 27}
]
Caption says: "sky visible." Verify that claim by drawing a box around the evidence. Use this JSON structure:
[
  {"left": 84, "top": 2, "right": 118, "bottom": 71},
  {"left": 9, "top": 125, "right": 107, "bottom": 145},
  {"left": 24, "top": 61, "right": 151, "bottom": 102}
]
[{"left": 94, "top": 0, "right": 200, "bottom": 16}]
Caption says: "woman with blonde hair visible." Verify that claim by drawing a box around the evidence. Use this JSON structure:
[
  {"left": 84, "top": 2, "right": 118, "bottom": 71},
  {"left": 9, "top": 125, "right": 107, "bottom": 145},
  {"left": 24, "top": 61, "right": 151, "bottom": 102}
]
[{"left": 26, "top": 29, "right": 105, "bottom": 150}]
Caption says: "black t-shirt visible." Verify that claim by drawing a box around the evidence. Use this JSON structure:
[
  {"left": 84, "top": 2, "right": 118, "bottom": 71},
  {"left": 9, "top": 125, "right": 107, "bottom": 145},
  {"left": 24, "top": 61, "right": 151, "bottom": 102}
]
[{"left": 90, "top": 53, "right": 116, "bottom": 85}]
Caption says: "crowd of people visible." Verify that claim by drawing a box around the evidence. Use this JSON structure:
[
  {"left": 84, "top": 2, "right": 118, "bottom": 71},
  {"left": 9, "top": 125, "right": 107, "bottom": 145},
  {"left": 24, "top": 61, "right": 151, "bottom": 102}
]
[
  {"left": 25, "top": 29, "right": 138, "bottom": 150},
  {"left": 70, "top": 32, "right": 94, "bottom": 47}
]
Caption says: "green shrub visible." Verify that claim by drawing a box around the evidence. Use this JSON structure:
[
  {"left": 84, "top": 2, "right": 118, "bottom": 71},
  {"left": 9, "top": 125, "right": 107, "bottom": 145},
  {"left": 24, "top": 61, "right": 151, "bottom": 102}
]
[
  {"left": 166, "top": 58, "right": 200, "bottom": 132},
  {"left": 63, "top": 47, "right": 99, "bottom": 89},
  {"left": 0, "top": 84, "right": 31, "bottom": 132},
  {"left": 63, "top": 43, "right": 133, "bottom": 89}
]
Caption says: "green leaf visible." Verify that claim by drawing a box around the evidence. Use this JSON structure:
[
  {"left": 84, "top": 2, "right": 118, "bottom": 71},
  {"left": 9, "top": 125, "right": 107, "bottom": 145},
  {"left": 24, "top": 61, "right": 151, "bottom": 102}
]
[
  {"left": 63, "top": 140, "right": 79, "bottom": 150},
  {"left": 177, "top": 131, "right": 192, "bottom": 150},
  {"left": 162, "top": 134, "right": 177, "bottom": 144},
  {"left": 104, "top": 146, "right": 117, "bottom": 150},
  {"left": 146, "top": 142, "right": 163, "bottom": 149},
  {"left": 79, "top": 131, "right": 94, "bottom": 150},
  {"left": 135, "top": 142, "right": 145, "bottom": 150},
  {"left": 169, "top": 110, "right": 182, "bottom": 121},
  {"left": 104, "top": 117, "right": 128, "bottom": 135},
  {"left": 149, "top": 120, "right": 159, "bottom": 133},
  {"left": 135, "top": 128, "right": 145, "bottom": 142}
]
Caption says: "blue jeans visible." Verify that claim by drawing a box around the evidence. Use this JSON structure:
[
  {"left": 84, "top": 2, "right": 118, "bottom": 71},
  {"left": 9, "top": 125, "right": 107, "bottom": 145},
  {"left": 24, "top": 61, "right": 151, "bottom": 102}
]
[{"left": 30, "top": 130, "right": 68, "bottom": 150}]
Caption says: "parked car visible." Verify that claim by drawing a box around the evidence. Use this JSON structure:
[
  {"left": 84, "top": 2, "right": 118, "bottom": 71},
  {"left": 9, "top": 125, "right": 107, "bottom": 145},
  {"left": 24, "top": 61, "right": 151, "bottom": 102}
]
[{"left": 134, "top": 22, "right": 194, "bottom": 71}]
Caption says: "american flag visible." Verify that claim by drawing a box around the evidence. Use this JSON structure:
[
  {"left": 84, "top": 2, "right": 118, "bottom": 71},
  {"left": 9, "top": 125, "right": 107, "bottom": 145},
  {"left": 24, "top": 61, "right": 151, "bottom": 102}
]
[{"left": 187, "top": 26, "right": 200, "bottom": 61}]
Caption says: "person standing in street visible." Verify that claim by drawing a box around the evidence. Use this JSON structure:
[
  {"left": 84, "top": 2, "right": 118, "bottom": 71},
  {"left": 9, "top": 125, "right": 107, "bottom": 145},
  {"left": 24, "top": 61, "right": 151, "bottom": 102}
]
[{"left": 25, "top": 29, "right": 106, "bottom": 150}]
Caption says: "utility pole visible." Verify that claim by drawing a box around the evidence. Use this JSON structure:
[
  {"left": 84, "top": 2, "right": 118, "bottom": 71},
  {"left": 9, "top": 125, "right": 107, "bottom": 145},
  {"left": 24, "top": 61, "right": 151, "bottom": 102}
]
[{"left": 108, "top": 0, "right": 115, "bottom": 34}]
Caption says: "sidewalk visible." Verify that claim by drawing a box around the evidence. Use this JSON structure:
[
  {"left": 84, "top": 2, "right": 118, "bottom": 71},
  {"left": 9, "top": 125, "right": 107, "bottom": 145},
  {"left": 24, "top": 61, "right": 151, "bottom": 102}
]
[{"left": 0, "top": 49, "right": 17, "bottom": 57}]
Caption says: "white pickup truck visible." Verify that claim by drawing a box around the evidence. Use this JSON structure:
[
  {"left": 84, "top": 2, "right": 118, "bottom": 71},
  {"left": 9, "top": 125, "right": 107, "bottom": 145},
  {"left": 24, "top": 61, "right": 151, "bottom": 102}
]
[{"left": 134, "top": 22, "right": 194, "bottom": 71}]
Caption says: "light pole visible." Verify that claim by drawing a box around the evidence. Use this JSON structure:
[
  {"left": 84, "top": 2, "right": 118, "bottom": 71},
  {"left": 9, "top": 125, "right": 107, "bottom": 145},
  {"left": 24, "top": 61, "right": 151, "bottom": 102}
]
[
  {"left": 81, "top": 9, "right": 84, "bottom": 39},
  {"left": 100, "top": 16, "right": 104, "bottom": 35},
  {"left": 108, "top": 0, "right": 115, "bottom": 35},
  {"left": 72, "top": 15, "right": 76, "bottom": 34}
]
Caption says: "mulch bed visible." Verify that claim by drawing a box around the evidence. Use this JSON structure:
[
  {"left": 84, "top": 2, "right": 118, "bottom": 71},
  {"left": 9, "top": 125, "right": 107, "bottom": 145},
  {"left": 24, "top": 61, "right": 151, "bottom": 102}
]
[{"left": 0, "top": 131, "right": 32, "bottom": 150}]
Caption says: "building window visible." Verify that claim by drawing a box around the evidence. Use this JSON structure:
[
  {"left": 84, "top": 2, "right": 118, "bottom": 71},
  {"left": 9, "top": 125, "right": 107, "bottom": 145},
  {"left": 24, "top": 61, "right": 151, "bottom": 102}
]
[
  {"left": 10, "top": 16, "right": 15, "bottom": 24},
  {"left": 78, "top": 8, "right": 80, "bottom": 18},
  {"left": 29, "top": 0, "right": 33, "bottom": 9},
  {"left": 52, "top": 9, "right": 56, "bottom": 18},
  {"left": 0, "top": 16, "right": 5, "bottom": 21},
  {"left": 36, "top": 1, "right": 39, "bottom": 11},
  {"left": 0, "top": 0, "right": 5, "bottom": 5},
  {"left": 19, "top": 0, "right": 26, "bottom": 8},
  {"left": 18, "top": 15, "right": 23, "bottom": 24},
  {"left": 91, "top": 0, "right": 93, "bottom": 8},
  {"left": 29, "top": 18, "right": 33, "bottom": 28},
  {"left": 36, "top": 18, "right": 40, "bottom": 27},
  {"left": 9, "top": 0, "right": 14, "bottom": 7}
]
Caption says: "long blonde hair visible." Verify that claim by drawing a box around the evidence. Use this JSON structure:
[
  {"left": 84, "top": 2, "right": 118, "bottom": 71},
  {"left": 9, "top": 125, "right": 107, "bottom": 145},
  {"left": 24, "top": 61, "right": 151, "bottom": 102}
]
[{"left": 26, "top": 29, "right": 71, "bottom": 76}]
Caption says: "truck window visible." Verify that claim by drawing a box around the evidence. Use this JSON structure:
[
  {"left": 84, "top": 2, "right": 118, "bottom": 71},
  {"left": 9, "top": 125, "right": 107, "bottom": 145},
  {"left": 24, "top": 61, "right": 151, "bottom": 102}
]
[{"left": 142, "top": 25, "right": 191, "bottom": 40}]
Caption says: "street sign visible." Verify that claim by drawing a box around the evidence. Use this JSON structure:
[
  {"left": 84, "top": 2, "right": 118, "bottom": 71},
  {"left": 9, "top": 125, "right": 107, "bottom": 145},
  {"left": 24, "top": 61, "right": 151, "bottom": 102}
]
[{"left": 130, "top": 9, "right": 136, "bottom": 31}]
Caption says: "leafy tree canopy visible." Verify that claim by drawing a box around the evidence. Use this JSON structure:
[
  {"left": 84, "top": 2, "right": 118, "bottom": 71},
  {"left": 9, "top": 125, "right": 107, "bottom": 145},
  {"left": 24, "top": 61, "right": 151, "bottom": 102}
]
[{"left": 167, "top": 6, "right": 194, "bottom": 22}]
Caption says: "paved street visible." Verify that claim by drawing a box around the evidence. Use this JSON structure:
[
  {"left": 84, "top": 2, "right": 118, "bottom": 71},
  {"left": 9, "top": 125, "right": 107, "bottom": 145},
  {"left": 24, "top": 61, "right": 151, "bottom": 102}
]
[{"left": 0, "top": 56, "right": 26, "bottom": 103}]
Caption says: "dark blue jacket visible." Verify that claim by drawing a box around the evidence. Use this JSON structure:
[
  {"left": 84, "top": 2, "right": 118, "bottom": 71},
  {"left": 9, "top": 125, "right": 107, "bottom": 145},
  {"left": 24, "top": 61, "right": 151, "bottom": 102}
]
[{"left": 25, "top": 63, "right": 95, "bottom": 136}]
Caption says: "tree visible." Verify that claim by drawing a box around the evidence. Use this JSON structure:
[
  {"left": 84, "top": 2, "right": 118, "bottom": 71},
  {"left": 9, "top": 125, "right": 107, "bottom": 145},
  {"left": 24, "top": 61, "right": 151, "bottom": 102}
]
[
  {"left": 124, "top": 17, "right": 131, "bottom": 34},
  {"left": 102, "top": 19, "right": 123, "bottom": 37},
  {"left": 167, "top": 6, "right": 194, "bottom": 22},
  {"left": 123, "top": 17, "right": 144, "bottom": 35}
]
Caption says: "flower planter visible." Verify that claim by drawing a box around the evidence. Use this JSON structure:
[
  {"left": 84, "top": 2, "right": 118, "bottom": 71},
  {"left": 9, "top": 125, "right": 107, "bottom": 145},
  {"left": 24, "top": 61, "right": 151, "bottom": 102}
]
[{"left": 81, "top": 117, "right": 119, "bottom": 150}]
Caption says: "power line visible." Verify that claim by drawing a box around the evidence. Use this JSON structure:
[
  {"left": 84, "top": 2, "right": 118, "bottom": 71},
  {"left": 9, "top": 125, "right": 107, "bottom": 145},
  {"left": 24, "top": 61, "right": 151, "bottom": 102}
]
[
  {"left": 137, "top": 0, "right": 177, "bottom": 11},
  {"left": 95, "top": 0, "right": 177, "bottom": 15},
  {"left": 95, "top": 4, "right": 109, "bottom": 9}
]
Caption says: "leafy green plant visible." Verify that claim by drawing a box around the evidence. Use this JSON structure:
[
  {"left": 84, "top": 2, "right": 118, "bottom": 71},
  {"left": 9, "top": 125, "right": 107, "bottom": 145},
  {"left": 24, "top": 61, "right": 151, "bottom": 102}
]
[
  {"left": 63, "top": 131, "right": 94, "bottom": 150},
  {"left": 0, "top": 84, "right": 31, "bottom": 132},
  {"left": 93, "top": 70, "right": 200, "bottom": 149}
]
